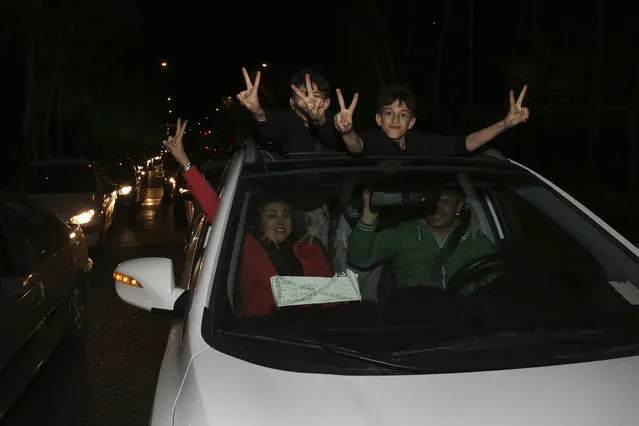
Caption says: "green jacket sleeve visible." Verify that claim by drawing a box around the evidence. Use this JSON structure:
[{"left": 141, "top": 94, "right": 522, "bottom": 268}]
[
  {"left": 470, "top": 231, "right": 496, "bottom": 257},
  {"left": 346, "top": 220, "right": 404, "bottom": 269}
]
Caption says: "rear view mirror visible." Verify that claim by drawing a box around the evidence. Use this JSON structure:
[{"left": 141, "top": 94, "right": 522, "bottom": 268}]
[
  {"left": 369, "top": 190, "right": 439, "bottom": 215},
  {"left": 1, "top": 276, "right": 23, "bottom": 298}
]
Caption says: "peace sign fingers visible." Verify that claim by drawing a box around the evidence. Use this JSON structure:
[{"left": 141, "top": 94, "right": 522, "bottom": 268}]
[
  {"left": 242, "top": 67, "right": 252, "bottom": 90},
  {"left": 337, "top": 88, "right": 347, "bottom": 111},
  {"left": 336, "top": 89, "right": 359, "bottom": 113},
  {"left": 177, "top": 118, "right": 188, "bottom": 139},
  {"left": 347, "top": 93, "right": 359, "bottom": 113},
  {"left": 334, "top": 88, "right": 359, "bottom": 133},
  {"left": 504, "top": 84, "right": 531, "bottom": 129},
  {"left": 291, "top": 84, "right": 307, "bottom": 100},
  {"left": 304, "top": 73, "right": 313, "bottom": 97},
  {"left": 241, "top": 67, "right": 261, "bottom": 94},
  {"left": 237, "top": 67, "right": 263, "bottom": 114},
  {"left": 516, "top": 85, "right": 528, "bottom": 108}
]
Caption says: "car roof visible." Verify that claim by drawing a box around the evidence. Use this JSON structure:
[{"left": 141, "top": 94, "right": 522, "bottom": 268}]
[
  {"left": 30, "top": 158, "right": 97, "bottom": 167},
  {"left": 236, "top": 140, "right": 528, "bottom": 177},
  {"left": 0, "top": 190, "right": 30, "bottom": 201}
]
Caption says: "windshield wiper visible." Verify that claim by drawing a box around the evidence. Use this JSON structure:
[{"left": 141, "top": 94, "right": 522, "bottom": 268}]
[
  {"left": 217, "top": 329, "right": 423, "bottom": 372},
  {"left": 392, "top": 327, "right": 639, "bottom": 359}
]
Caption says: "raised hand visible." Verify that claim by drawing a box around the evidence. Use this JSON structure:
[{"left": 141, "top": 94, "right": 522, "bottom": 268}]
[
  {"left": 236, "top": 67, "right": 262, "bottom": 115},
  {"left": 360, "top": 188, "right": 378, "bottom": 225},
  {"left": 333, "top": 88, "right": 359, "bottom": 133},
  {"left": 163, "top": 118, "right": 189, "bottom": 166},
  {"left": 504, "top": 85, "right": 530, "bottom": 129},
  {"left": 291, "top": 73, "right": 327, "bottom": 124}
]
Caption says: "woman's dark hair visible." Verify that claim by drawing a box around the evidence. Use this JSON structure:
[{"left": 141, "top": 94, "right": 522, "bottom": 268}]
[
  {"left": 377, "top": 85, "right": 417, "bottom": 114},
  {"left": 289, "top": 69, "right": 331, "bottom": 99}
]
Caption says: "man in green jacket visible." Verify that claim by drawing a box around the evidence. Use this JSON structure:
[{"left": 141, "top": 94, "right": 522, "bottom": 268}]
[{"left": 347, "top": 187, "right": 494, "bottom": 289}]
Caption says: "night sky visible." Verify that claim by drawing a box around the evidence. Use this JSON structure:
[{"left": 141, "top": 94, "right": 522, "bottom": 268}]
[{"left": 1, "top": 0, "right": 637, "bottom": 186}]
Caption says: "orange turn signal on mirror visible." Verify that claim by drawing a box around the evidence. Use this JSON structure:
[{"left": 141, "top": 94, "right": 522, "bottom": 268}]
[{"left": 113, "top": 270, "right": 142, "bottom": 288}]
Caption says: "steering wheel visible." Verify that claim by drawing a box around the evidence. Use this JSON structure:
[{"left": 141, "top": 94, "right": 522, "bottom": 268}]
[{"left": 445, "top": 253, "right": 508, "bottom": 297}]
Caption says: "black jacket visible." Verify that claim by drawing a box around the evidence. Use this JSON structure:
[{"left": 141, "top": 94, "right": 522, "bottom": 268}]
[{"left": 256, "top": 108, "right": 341, "bottom": 153}]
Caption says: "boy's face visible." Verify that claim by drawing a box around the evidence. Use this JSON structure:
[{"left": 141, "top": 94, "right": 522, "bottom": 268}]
[{"left": 375, "top": 100, "right": 416, "bottom": 141}]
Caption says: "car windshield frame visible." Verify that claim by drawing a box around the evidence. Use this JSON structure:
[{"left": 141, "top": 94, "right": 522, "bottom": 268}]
[{"left": 203, "top": 160, "right": 639, "bottom": 374}]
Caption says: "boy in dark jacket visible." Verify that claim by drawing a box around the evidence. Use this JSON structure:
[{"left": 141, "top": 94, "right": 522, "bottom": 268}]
[
  {"left": 237, "top": 67, "right": 340, "bottom": 153},
  {"left": 334, "top": 84, "right": 529, "bottom": 156}
]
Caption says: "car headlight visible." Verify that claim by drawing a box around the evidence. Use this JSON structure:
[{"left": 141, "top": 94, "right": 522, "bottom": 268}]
[
  {"left": 118, "top": 185, "right": 133, "bottom": 195},
  {"left": 69, "top": 209, "right": 95, "bottom": 225}
]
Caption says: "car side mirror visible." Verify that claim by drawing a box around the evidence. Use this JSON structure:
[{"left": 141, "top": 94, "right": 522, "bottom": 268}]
[
  {"left": 113, "top": 257, "right": 186, "bottom": 317},
  {"left": 1, "top": 276, "right": 23, "bottom": 298}
]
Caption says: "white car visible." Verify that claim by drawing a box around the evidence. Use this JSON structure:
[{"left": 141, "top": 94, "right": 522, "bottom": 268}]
[
  {"left": 115, "top": 143, "right": 639, "bottom": 426},
  {"left": 10, "top": 159, "right": 117, "bottom": 249}
]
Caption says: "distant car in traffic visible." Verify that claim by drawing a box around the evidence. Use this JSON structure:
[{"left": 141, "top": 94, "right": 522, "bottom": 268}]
[
  {"left": 105, "top": 157, "right": 143, "bottom": 214},
  {"left": 8, "top": 159, "right": 117, "bottom": 250}
]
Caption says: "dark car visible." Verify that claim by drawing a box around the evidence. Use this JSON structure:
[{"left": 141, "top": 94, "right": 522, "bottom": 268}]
[
  {"left": 0, "top": 191, "right": 92, "bottom": 421},
  {"left": 105, "top": 157, "right": 142, "bottom": 213}
]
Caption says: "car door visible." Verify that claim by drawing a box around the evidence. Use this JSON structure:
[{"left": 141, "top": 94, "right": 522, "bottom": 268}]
[
  {"left": 29, "top": 197, "right": 79, "bottom": 320},
  {"left": 0, "top": 202, "right": 49, "bottom": 402},
  {"left": 2, "top": 197, "right": 74, "bottom": 339},
  {"left": 95, "top": 164, "right": 116, "bottom": 230}
]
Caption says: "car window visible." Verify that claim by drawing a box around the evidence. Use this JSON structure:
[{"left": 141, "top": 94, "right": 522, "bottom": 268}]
[
  {"left": 204, "top": 165, "right": 639, "bottom": 374},
  {"left": 0, "top": 219, "right": 19, "bottom": 278},
  {"left": 106, "top": 163, "right": 136, "bottom": 184},
  {"left": 29, "top": 199, "right": 70, "bottom": 244},
  {"left": 491, "top": 183, "right": 639, "bottom": 285},
  {"left": 95, "top": 165, "right": 113, "bottom": 190},
  {"left": 1, "top": 199, "right": 55, "bottom": 261},
  {"left": 179, "top": 214, "right": 209, "bottom": 290}
]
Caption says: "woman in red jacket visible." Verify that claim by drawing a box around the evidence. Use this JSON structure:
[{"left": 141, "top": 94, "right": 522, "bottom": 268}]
[{"left": 163, "top": 119, "right": 332, "bottom": 317}]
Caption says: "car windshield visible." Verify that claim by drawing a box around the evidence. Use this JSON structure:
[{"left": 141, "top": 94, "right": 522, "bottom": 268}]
[
  {"left": 106, "top": 164, "right": 135, "bottom": 184},
  {"left": 207, "top": 165, "right": 639, "bottom": 373},
  {"left": 13, "top": 164, "right": 97, "bottom": 194}
]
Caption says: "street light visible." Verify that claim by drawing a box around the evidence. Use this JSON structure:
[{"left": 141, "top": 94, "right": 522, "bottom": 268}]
[
  {"left": 261, "top": 63, "right": 268, "bottom": 68},
  {"left": 161, "top": 61, "right": 168, "bottom": 68},
  {"left": 169, "top": 110, "right": 173, "bottom": 113},
  {"left": 167, "top": 97, "right": 171, "bottom": 101}
]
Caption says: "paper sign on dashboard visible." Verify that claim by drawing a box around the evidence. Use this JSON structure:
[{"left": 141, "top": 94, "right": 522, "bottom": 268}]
[{"left": 270, "top": 270, "right": 361, "bottom": 308}]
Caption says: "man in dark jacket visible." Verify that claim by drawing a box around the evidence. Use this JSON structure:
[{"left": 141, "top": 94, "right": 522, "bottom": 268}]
[{"left": 236, "top": 67, "right": 340, "bottom": 153}]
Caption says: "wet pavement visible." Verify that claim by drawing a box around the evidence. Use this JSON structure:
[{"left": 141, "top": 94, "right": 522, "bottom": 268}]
[{"left": 4, "top": 170, "right": 187, "bottom": 426}]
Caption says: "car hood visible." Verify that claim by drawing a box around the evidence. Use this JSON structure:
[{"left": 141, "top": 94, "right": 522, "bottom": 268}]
[
  {"left": 172, "top": 348, "right": 639, "bottom": 426},
  {"left": 31, "top": 193, "right": 96, "bottom": 222}
]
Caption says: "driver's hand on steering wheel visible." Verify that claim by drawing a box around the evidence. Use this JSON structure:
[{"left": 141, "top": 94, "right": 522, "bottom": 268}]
[{"left": 361, "top": 189, "right": 378, "bottom": 225}]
